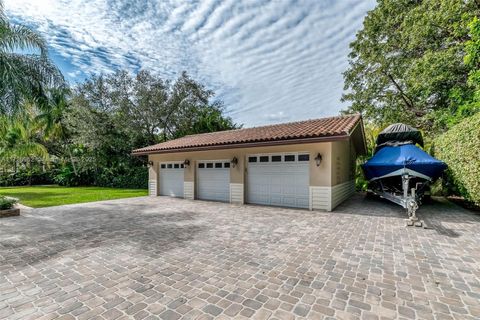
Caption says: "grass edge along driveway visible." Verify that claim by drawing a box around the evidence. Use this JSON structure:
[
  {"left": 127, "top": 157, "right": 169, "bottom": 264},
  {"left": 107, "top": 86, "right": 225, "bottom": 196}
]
[{"left": 0, "top": 185, "right": 148, "bottom": 208}]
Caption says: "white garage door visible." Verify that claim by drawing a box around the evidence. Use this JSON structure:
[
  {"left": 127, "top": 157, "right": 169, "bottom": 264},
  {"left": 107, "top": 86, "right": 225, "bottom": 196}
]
[
  {"left": 197, "top": 161, "right": 230, "bottom": 202},
  {"left": 159, "top": 162, "right": 184, "bottom": 197},
  {"left": 247, "top": 153, "right": 310, "bottom": 209}
]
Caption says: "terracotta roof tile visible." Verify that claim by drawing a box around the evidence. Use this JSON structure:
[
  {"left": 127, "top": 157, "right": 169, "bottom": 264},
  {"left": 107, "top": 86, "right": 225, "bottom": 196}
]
[{"left": 133, "top": 114, "right": 362, "bottom": 154}]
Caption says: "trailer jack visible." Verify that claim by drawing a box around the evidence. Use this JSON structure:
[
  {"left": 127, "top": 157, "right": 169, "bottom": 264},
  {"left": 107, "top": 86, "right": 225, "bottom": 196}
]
[{"left": 369, "top": 174, "right": 427, "bottom": 228}]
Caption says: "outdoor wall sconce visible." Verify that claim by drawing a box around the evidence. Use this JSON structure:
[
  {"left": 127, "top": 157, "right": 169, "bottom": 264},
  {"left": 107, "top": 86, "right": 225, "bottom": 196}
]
[
  {"left": 147, "top": 160, "right": 154, "bottom": 167},
  {"left": 231, "top": 157, "right": 238, "bottom": 168},
  {"left": 183, "top": 159, "right": 190, "bottom": 167},
  {"left": 314, "top": 153, "right": 322, "bottom": 167}
]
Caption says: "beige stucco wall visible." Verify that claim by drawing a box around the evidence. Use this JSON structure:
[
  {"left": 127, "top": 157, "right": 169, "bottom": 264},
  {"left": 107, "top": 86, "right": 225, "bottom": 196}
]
[
  {"left": 330, "top": 139, "right": 356, "bottom": 186},
  {"left": 146, "top": 137, "right": 364, "bottom": 210},
  {"left": 148, "top": 141, "right": 335, "bottom": 188}
]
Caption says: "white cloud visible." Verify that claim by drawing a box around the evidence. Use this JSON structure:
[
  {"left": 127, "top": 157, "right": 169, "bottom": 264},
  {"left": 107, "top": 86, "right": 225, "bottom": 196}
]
[
  {"left": 263, "top": 111, "right": 288, "bottom": 122},
  {"left": 4, "top": 0, "right": 375, "bottom": 126}
]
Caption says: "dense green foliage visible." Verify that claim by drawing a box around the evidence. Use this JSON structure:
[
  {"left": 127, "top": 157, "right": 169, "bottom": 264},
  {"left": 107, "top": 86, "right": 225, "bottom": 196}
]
[
  {"left": 463, "top": 17, "right": 480, "bottom": 118},
  {"left": 57, "top": 70, "right": 238, "bottom": 188},
  {"left": 0, "top": 185, "right": 147, "bottom": 208},
  {"left": 355, "top": 125, "right": 381, "bottom": 191},
  {"left": 343, "top": 0, "right": 480, "bottom": 132},
  {"left": 0, "top": 70, "right": 238, "bottom": 188},
  {"left": 0, "top": 166, "right": 55, "bottom": 186},
  {"left": 0, "top": 195, "right": 16, "bottom": 210},
  {"left": 345, "top": 0, "right": 480, "bottom": 202},
  {"left": 434, "top": 113, "right": 480, "bottom": 205}
]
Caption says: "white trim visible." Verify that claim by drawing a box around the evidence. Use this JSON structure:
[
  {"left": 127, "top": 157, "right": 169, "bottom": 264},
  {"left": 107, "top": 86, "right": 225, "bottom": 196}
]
[
  {"left": 309, "top": 180, "right": 355, "bottom": 211},
  {"left": 331, "top": 180, "right": 355, "bottom": 210},
  {"left": 196, "top": 159, "right": 230, "bottom": 163},
  {"left": 310, "top": 186, "right": 332, "bottom": 211},
  {"left": 246, "top": 152, "right": 310, "bottom": 164},
  {"left": 230, "top": 183, "right": 244, "bottom": 204},
  {"left": 148, "top": 179, "right": 157, "bottom": 196},
  {"left": 197, "top": 159, "right": 231, "bottom": 169},
  {"left": 159, "top": 161, "right": 185, "bottom": 170},
  {"left": 159, "top": 161, "right": 185, "bottom": 164},
  {"left": 184, "top": 182, "right": 194, "bottom": 200}
]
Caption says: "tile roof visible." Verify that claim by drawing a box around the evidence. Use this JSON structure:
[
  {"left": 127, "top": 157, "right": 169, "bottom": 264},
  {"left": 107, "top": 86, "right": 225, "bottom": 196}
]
[{"left": 133, "top": 114, "right": 362, "bottom": 154}]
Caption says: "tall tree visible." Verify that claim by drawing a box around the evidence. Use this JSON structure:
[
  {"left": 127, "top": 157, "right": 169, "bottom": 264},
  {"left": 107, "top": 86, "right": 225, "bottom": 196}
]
[
  {"left": 95, "top": 70, "right": 238, "bottom": 145},
  {"left": 0, "top": 0, "right": 64, "bottom": 114},
  {"left": 62, "top": 70, "right": 238, "bottom": 187},
  {"left": 342, "top": 0, "right": 479, "bottom": 132}
]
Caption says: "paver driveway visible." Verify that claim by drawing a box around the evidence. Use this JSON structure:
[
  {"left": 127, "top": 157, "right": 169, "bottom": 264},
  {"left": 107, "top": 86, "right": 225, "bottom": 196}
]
[{"left": 1, "top": 194, "right": 480, "bottom": 320}]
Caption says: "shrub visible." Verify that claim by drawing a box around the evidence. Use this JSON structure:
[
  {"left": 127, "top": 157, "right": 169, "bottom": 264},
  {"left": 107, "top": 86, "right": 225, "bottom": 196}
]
[
  {"left": 434, "top": 113, "right": 480, "bottom": 205},
  {"left": 0, "top": 168, "right": 56, "bottom": 186},
  {"left": 54, "top": 165, "right": 93, "bottom": 187},
  {"left": 94, "top": 166, "right": 147, "bottom": 189},
  {"left": 53, "top": 163, "right": 147, "bottom": 189},
  {"left": 0, "top": 196, "right": 17, "bottom": 210},
  {"left": 355, "top": 158, "right": 369, "bottom": 191}
]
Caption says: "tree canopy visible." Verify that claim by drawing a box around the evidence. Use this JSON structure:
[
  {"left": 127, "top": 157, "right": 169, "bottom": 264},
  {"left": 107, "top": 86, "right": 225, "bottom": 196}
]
[
  {"left": 45, "top": 70, "right": 238, "bottom": 188},
  {"left": 342, "top": 0, "right": 480, "bottom": 132}
]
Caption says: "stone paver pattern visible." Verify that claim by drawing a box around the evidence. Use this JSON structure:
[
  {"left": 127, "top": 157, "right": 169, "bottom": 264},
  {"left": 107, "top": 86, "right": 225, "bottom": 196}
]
[{"left": 1, "top": 194, "right": 480, "bottom": 320}]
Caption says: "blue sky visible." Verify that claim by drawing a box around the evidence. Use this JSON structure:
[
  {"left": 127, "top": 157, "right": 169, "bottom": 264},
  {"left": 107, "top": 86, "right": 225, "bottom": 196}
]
[{"left": 5, "top": 0, "right": 375, "bottom": 127}]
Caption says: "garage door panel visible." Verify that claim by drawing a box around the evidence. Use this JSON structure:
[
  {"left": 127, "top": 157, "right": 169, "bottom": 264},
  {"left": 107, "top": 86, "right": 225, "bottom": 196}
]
[
  {"left": 159, "top": 164, "right": 184, "bottom": 198},
  {"left": 283, "top": 197, "right": 297, "bottom": 207},
  {"left": 197, "top": 163, "right": 230, "bottom": 202},
  {"left": 296, "top": 198, "right": 309, "bottom": 208},
  {"left": 283, "top": 185, "right": 296, "bottom": 194},
  {"left": 247, "top": 154, "right": 309, "bottom": 209},
  {"left": 271, "top": 186, "right": 282, "bottom": 194}
]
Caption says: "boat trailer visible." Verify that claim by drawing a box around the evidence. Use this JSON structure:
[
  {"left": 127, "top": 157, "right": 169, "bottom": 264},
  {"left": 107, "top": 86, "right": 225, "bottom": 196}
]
[{"left": 368, "top": 173, "right": 429, "bottom": 228}]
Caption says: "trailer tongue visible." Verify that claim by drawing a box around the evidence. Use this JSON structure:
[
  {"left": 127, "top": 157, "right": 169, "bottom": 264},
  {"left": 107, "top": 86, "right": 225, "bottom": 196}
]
[{"left": 362, "top": 124, "right": 446, "bottom": 227}]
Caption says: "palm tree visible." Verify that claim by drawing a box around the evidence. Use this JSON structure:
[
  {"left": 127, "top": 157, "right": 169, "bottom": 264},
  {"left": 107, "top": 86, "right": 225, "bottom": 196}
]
[
  {"left": 36, "top": 88, "right": 70, "bottom": 139},
  {"left": 0, "top": 103, "right": 49, "bottom": 185},
  {"left": 0, "top": 0, "right": 64, "bottom": 114},
  {"left": 36, "top": 88, "right": 81, "bottom": 176}
]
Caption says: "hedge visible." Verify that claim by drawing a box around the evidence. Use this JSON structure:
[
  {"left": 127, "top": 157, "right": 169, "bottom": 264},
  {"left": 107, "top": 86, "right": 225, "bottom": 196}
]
[
  {"left": 0, "top": 169, "right": 56, "bottom": 187},
  {"left": 1, "top": 164, "right": 147, "bottom": 189},
  {"left": 434, "top": 113, "right": 480, "bottom": 205}
]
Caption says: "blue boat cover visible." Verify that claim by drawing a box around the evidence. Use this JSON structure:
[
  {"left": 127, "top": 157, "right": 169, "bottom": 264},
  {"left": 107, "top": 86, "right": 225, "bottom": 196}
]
[{"left": 362, "top": 144, "right": 446, "bottom": 181}]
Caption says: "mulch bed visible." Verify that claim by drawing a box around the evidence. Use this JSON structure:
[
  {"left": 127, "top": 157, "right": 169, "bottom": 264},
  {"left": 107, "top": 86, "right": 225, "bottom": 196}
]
[{"left": 0, "top": 208, "right": 20, "bottom": 218}]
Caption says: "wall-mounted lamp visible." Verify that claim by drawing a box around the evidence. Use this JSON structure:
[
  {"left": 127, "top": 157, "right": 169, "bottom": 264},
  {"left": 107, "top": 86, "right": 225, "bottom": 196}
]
[
  {"left": 183, "top": 159, "right": 190, "bottom": 167},
  {"left": 231, "top": 157, "right": 238, "bottom": 168},
  {"left": 147, "top": 160, "right": 154, "bottom": 167},
  {"left": 314, "top": 153, "right": 322, "bottom": 167}
]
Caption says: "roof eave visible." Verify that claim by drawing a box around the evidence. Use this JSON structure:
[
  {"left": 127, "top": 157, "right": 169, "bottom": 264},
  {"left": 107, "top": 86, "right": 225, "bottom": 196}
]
[
  {"left": 132, "top": 134, "right": 350, "bottom": 156},
  {"left": 348, "top": 117, "right": 368, "bottom": 156}
]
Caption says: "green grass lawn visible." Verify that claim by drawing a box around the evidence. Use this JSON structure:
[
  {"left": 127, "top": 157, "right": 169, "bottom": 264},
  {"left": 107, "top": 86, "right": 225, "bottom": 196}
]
[{"left": 0, "top": 185, "right": 148, "bottom": 208}]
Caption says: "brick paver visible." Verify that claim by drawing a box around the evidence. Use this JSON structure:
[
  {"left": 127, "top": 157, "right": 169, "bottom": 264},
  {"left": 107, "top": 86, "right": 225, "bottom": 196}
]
[{"left": 1, "top": 194, "right": 480, "bottom": 319}]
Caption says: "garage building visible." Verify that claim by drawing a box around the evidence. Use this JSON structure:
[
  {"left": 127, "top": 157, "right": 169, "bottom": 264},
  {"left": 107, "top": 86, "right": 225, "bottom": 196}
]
[{"left": 133, "top": 114, "right": 366, "bottom": 211}]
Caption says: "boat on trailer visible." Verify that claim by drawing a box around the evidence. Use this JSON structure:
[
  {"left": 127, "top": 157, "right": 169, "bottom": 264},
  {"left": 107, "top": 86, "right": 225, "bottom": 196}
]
[{"left": 362, "top": 124, "right": 447, "bottom": 227}]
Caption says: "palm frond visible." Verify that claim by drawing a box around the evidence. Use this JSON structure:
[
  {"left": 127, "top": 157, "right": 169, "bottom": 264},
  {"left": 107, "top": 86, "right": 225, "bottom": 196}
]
[
  {"left": 0, "top": 111, "right": 49, "bottom": 164},
  {"left": 0, "top": 23, "right": 47, "bottom": 56},
  {"left": 0, "top": 52, "right": 64, "bottom": 113},
  {"left": 0, "top": 5, "right": 64, "bottom": 115},
  {"left": 0, "top": 1, "right": 5, "bottom": 24}
]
